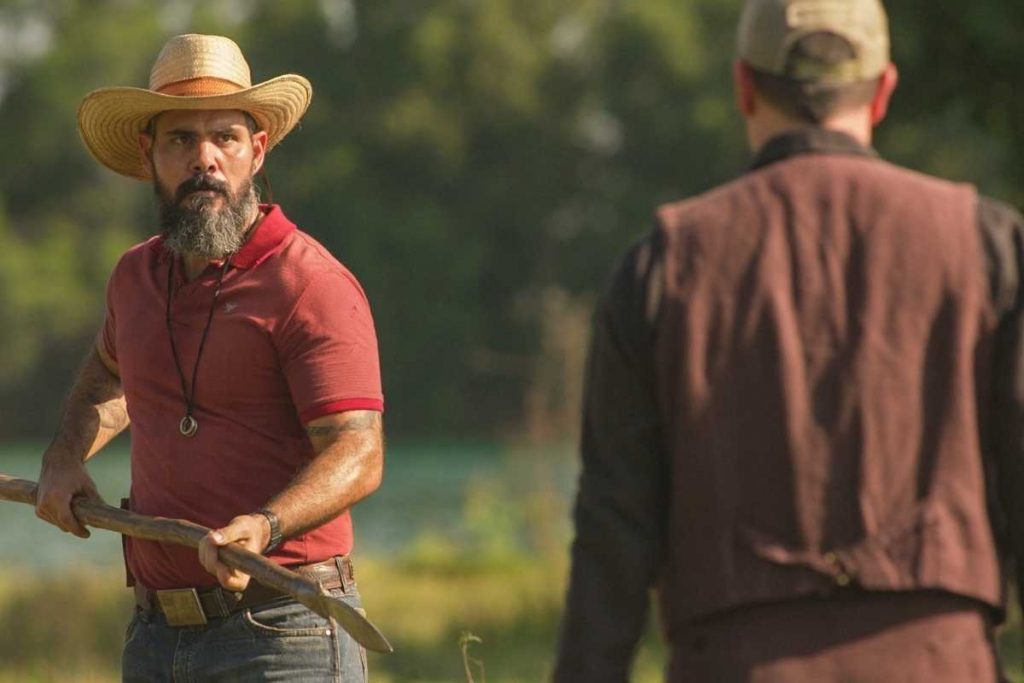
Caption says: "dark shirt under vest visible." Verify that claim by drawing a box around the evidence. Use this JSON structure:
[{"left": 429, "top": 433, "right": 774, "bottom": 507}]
[{"left": 556, "top": 129, "right": 1024, "bottom": 681}]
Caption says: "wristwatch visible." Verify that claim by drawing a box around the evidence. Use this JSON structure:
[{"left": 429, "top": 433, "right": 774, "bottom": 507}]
[{"left": 255, "top": 508, "right": 283, "bottom": 554}]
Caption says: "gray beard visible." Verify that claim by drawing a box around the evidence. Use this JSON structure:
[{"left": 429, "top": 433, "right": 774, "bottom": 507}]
[{"left": 156, "top": 175, "right": 257, "bottom": 259}]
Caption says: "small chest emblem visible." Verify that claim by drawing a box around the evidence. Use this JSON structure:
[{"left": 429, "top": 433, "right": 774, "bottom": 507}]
[{"left": 224, "top": 302, "right": 238, "bottom": 313}]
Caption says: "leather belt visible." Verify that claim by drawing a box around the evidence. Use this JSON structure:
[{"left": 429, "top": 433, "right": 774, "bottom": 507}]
[{"left": 134, "top": 555, "right": 355, "bottom": 627}]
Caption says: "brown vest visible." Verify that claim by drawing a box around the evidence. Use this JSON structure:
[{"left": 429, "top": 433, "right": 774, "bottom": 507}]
[{"left": 653, "top": 153, "right": 1002, "bottom": 635}]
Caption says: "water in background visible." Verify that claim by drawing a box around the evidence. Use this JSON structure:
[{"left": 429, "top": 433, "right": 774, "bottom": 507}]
[{"left": 0, "top": 439, "right": 577, "bottom": 572}]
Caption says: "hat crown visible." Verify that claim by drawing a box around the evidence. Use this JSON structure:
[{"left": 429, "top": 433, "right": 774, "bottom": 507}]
[
  {"left": 737, "top": 0, "right": 890, "bottom": 82},
  {"left": 148, "top": 34, "right": 252, "bottom": 92},
  {"left": 78, "top": 33, "right": 313, "bottom": 179}
]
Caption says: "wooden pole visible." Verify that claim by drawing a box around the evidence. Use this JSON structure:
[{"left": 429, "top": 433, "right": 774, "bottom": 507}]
[{"left": 0, "top": 474, "right": 392, "bottom": 653}]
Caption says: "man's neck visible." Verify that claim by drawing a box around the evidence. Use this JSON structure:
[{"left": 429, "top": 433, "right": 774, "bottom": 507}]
[{"left": 747, "top": 106, "right": 873, "bottom": 156}]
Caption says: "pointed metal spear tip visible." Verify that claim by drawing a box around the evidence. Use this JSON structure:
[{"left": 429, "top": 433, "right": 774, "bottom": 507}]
[{"left": 299, "top": 587, "right": 394, "bottom": 653}]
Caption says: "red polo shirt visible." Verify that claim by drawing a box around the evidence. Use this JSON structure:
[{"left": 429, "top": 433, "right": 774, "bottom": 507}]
[{"left": 102, "top": 205, "right": 383, "bottom": 589}]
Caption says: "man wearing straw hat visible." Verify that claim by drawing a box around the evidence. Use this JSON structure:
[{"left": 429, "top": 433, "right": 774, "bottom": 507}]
[
  {"left": 33, "top": 34, "right": 382, "bottom": 680},
  {"left": 555, "top": 0, "right": 1024, "bottom": 680}
]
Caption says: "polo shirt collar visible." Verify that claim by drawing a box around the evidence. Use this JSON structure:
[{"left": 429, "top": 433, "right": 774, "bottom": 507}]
[
  {"left": 233, "top": 204, "right": 296, "bottom": 269},
  {"left": 149, "top": 203, "right": 296, "bottom": 269},
  {"left": 749, "top": 128, "right": 879, "bottom": 173}
]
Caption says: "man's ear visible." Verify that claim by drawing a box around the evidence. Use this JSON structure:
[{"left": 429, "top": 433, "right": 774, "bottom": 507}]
[
  {"left": 250, "top": 129, "right": 269, "bottom": 175},
  {"left": 870, "top": 62, "right": 899, "bottom": 127},
  {"left": 138, "top": 132, "right": 153, "bottom": 166},
  {"left": 734, "top": 60, "right": 758, "bottom": 118}
]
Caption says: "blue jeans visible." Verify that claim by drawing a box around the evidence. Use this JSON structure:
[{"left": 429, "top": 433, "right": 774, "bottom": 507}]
[{"left": 122, "top": 588, "right": 367, "bottom": 682}]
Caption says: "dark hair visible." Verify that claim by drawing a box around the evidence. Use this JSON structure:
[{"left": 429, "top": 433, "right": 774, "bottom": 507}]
[
  {"left": 143, "top": 111, "right": 262, "bottom": 137},
  {"left": 749, "top": 32, "right": 880, "bottom": 124}
]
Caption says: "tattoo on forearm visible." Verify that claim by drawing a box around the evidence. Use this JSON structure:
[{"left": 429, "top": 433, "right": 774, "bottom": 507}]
[
  {"left": 49, "top": 346, "right": 128, "bottom": 460},
  {"left": 305, "top": 412, "right": 381, "bottom": 439}
]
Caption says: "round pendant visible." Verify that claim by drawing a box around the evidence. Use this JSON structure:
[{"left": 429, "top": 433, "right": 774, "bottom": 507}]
[{"left": 179, "top": 415, "right": 198, "bottom": 437}]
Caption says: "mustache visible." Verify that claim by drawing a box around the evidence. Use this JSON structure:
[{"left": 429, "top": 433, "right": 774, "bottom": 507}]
[{"left": 174, "top": 175, "right": 230, "bottom": 203}]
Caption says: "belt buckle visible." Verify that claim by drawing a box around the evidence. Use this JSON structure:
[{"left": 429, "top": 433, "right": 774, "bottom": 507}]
[{"left": 156, "top": 588, "right": 208, "bottom": 627}]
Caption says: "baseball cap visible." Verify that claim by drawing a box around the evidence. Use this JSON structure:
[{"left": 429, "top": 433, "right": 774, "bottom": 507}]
[{"left": 737, "top": 0, "right": 890, "bottom": 83}]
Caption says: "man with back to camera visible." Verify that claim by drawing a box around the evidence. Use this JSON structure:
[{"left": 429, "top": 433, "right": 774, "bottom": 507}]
[
  {"left": 33, "top": 34, "right": 384, "bottom": 681},
  {"left": 555, "top": 0, "right": 1024, "bottom": 680}
]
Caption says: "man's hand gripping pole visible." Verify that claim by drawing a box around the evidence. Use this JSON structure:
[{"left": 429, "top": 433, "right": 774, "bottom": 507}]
[{"left": 0, "top": 474, "right": 393, "bottom": 653}]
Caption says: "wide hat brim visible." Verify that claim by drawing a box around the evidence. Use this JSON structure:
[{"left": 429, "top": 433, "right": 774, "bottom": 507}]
[{"left": 77, "top": 74, "right": 312, "bottom": 180}]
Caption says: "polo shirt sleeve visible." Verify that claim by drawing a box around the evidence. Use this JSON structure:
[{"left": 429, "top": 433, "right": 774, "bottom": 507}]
[{"left": 277, "top": 270, "right": 384, "bottom": 423}]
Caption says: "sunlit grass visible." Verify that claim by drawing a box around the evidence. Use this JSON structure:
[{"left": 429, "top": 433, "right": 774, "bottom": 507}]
[
  {"left": 0, "top": 550, "right": 667, "bottom": 683},
  {"left": 1, "top": 561, "right": 1021, "bottom": 682},
  {"left": 0, "top": 569, "right": 129, "bottom": 683},
  {"left": 347, "top": 551, "right": 665, "bottom": 682},
  {"left": 0, "top": 463, "right": 1017, "bottom": 682}
]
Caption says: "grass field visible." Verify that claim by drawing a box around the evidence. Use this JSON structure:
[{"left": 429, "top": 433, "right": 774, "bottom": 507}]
[
  {"left": 1, "top": 556, "right": 1022, "bottom": 682},
  {"left": 0, "top": 554, "right": 668, "bottom": 683}
]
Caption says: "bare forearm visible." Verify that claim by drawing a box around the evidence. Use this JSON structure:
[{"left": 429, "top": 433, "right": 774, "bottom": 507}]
[
  {"left": 35, "top": 345, "right": 124, "bottom": 537},
  {"left": 266, "top": 411, "right": 383, "bottom": 539},
  {"left": 45, "top": 346, "right": 128, "bottom": 466}
]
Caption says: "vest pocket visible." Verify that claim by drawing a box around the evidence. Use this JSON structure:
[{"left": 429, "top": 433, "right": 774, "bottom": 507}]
[{"left": 739, "top": 500, "right": 943, "bottom": 590}]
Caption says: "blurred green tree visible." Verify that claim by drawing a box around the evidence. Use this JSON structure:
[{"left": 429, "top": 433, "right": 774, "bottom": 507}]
[{"left": 0, "top": 0, "right": 1019, "bottom": 439}]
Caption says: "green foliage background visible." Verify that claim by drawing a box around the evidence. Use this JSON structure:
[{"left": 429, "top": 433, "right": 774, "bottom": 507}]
[
  {"left": 0, "top": 0, "right": 1020, "bottom": 439},
  {"left": 0, "top": 3, "right": 1022, "bottom": 679}
]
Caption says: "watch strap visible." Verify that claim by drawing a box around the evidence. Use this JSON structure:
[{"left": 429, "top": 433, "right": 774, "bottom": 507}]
[{"left": 255, "top": 507, "right": 283, "bottom": 554}]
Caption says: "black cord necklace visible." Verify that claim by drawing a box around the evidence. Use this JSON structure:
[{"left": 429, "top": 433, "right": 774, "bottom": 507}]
[{"left": 165, "top": 256, "right": 233, "bottom": 437}]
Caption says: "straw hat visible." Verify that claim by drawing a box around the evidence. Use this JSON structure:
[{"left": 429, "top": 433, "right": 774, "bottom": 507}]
[{"left": 78, "top": 34, "right": 312, "bottom": 180}]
